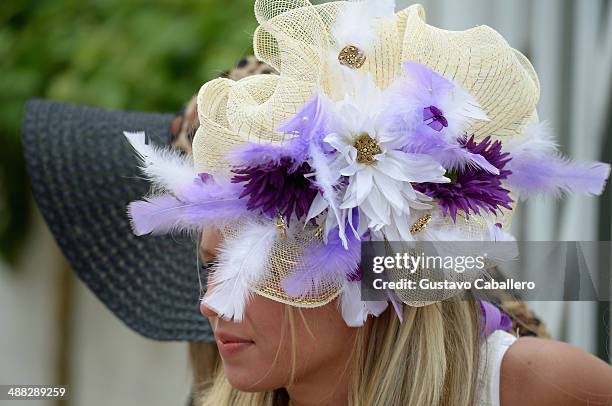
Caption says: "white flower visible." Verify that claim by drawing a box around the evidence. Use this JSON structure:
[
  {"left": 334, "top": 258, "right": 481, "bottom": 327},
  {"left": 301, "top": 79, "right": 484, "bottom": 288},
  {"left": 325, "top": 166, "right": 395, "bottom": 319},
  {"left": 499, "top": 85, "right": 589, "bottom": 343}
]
[{"left": 324, "top": 73, "right": 449, "bottom": 236}]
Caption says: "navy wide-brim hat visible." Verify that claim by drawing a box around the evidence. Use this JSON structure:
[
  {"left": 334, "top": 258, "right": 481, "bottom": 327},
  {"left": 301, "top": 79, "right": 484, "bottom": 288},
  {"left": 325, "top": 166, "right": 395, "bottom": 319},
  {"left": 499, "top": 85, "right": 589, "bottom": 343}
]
[{"left": 22, "top": 99, "right": 213, "bottom": 342}]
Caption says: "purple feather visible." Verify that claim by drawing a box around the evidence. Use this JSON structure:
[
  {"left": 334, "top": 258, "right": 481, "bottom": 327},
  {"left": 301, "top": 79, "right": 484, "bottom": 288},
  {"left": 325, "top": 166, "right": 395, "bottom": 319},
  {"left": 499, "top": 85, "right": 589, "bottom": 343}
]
[
  {"left": 389, "top": 62, "right": 492, "bottom": 173},
  {"left": 128, "top": 177, "right": 248, "bottom": 236},
  {"left": 506, "top": 155, "right": 611, "bottom": 197},
  {"left": 281, "top": 229, "right": 361, "bottom": 298},
  {"left": 382, "top": 63, "right": 454, "bottom": 139},
  {"left": 440, "top": 144, "right": 500, "bottom": 175},
  {"left": 503, "top": 123, "right": 611, "bottom": 197},
  {"left": 282, "top": 212, "right": 361, "bottom": 298},
  {"left": 228, "top": 93, "right": 338, "bottom": 223},
  {"left": 479, "top": 300, "right": 512, "bottom": 336},
  {"left": 404, "top": 62, "right": 455, "bottom": 97},
  {"left": 227, "top": 139, "right": 309, "bottom": 174},
  {"left": 226, "top": 94, "right": 330, "bottom": 174},
  {"left": 395, "top": 64, "right": 497, "bottom": 174},
  {"left": 276, "top": 92, "right": 334, "bottom": 150}
]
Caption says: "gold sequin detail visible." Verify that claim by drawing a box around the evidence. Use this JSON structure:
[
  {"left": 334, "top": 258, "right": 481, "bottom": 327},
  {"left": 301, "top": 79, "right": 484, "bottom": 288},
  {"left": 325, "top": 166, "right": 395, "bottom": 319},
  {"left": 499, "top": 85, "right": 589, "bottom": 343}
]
[
  {"left": 354, "top": 133, "right": 381, "bottom": 165},
  {"left": 410, "top": 213, "right": 432, "bottom": 234},
  {"left": 338, "top": 45, "right": 366, "bottom": 69},
  {"left": 314, "top": 226, "right": 324, "bottom": 239},
  {"left": 276, "top": 214, "right": 287, "bottom": 239}
]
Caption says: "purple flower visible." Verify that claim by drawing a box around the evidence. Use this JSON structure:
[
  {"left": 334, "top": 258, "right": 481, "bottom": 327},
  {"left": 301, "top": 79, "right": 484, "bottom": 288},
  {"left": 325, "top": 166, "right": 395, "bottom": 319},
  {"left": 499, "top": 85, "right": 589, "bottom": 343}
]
[
  {"left": 231, "top": 157, "right": 318, "bottom": 222},
  {"left": 423, "top": 105, "right": 448, "bottom": 132},
  {"left": 227, "top": 93, "right": 340, "bottom": 223},
  {"left": 414, "top": 135, "right": 513, "bottom": 221}
]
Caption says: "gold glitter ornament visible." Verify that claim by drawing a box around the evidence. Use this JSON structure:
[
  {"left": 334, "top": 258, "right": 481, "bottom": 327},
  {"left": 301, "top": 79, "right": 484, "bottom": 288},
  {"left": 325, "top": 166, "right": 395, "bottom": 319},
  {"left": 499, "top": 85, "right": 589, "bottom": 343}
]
[
  {"left": 410, "top": 213, "right": 433, "bottom": 235},
  {"left": 354, "top": 133, "right": 381, "bottom": 165},
  {"left": 276, "top": 213, "right": 288, "bottom": 239},
  {"left": 338, "top": 45, "right": 366, "bottom": 69}
]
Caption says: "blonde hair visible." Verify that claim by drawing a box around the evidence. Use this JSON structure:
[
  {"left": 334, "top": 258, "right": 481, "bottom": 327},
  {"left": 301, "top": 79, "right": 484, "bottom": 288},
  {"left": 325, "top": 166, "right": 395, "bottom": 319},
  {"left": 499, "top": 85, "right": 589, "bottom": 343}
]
[{"left": 191, "top": 297, "right": 482, "bottom": 406}]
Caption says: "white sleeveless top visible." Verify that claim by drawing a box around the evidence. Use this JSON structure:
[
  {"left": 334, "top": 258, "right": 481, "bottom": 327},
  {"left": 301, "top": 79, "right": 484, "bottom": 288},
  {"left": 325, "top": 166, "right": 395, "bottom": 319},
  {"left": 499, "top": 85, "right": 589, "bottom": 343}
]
[{"left": 476, "top": 330, "right": 518, "bottom": 406}]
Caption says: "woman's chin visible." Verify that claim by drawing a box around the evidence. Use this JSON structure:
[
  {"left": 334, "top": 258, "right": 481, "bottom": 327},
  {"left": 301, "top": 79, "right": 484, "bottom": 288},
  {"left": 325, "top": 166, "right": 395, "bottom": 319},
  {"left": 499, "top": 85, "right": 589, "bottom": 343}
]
[{"left": 223, "top": 363, "right": 281, "bottom": 392}]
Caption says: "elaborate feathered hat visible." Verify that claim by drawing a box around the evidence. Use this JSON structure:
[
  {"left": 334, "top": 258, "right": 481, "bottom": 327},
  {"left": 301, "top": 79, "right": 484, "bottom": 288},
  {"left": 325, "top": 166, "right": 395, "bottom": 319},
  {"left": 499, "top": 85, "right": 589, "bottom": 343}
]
[{"left": 126, "top": 0, "right": 610, "bottom": 326}]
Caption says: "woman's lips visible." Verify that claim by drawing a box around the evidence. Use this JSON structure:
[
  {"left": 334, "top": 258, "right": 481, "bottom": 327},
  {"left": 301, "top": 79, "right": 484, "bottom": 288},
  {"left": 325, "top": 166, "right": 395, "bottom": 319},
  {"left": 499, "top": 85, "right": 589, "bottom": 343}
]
[{"left": 215, "top": 332, "right": 254, "bottom": 356}]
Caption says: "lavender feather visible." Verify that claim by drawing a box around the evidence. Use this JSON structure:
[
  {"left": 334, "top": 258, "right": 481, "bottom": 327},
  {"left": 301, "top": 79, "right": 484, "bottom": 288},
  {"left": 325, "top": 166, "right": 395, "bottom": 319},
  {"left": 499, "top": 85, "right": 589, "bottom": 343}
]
[
  {"left": 504, "top": 123, "right": 611, "bottom": 197},
  {"left": 506, "top": 155, "right": 611, "bottom": 197},
  {"left": 128, "top": 177, "right": 248, "bottom": 236},
  {"left": 276, "top": 92, "right": 334, "bottom": 149},
  {"left": 391, "top": 66, "right": 497, "bottom": 174},
  {"left": 227, "top": 140, "right": 309, "bottom": 174},
  {"left": 281, "top": 228, "right": 361, "bottom": 298},
  {"left": 227, "top": 94, "right": 332, "bottom": 173}
]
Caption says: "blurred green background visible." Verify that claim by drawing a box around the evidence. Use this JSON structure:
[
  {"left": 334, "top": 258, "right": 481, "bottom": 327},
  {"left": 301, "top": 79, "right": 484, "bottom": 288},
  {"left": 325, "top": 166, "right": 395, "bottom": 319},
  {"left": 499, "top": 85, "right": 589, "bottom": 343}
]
[{"left": 0, "top": 0, "right": 258, "bottom": 265}]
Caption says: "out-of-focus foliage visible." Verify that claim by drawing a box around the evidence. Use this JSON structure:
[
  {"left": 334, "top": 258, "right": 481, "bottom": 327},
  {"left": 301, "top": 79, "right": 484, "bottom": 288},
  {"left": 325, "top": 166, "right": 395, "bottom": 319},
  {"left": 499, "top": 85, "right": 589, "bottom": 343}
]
[{"left": 0, "top": 0, "right": 258, "bottom": 265}]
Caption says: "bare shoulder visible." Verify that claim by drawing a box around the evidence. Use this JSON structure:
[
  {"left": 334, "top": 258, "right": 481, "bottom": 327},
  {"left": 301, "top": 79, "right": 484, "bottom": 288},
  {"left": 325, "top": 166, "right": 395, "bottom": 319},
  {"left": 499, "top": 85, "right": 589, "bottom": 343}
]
[{"left": 499, "top": 336, "right": 612, "bottom": 406}]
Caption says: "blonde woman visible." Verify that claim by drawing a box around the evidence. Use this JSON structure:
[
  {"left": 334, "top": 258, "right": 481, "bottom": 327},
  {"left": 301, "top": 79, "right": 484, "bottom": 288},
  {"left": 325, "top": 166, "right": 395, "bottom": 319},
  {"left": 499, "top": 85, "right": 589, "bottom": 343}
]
[
  {"left": 125, "top": 0, "right": 612, "bottom": 405},
  {"left": 164, "top": 58, "right": 611, "bottom": 405},
  {"left": 124, "top": 2, "right": 612, "bottom": 405},
  {"left": 167, "top": 61, "right": 611, "bottom": 406},
  {"left": 195, "top": 233, "right": 612, "bottom": 405},
  {"left": 24, "top": 1, "right": 612, "bottom": 405}
]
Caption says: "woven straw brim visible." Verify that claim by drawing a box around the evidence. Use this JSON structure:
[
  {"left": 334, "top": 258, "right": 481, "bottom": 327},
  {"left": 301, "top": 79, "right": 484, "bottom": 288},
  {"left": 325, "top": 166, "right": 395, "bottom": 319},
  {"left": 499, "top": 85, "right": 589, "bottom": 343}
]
[{"left": 22, "top": 100, "right": 213, "bottom": 342}]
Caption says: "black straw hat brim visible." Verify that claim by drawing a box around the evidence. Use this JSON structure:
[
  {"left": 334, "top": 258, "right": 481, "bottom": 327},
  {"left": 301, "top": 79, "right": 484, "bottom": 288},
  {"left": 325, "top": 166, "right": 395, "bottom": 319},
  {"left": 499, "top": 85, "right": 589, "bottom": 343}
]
[{"left": 22, "top": 99, "right": 213, "bottom": 342}]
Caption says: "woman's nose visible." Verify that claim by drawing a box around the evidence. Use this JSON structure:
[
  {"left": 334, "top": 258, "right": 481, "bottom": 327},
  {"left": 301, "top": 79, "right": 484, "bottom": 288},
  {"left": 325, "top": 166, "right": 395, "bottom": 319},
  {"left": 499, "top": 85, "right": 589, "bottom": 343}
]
[
  {"left": 199, "top": 285, "right": 218, "bottom": 319},
  {"left": 200, "top": 301, "right": 218, "bottom": 319}
]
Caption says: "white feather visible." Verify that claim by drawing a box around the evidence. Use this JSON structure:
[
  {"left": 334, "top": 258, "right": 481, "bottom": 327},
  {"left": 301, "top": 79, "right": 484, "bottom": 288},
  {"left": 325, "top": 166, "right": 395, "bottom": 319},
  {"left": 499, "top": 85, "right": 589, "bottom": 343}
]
[
  {"left": 442, "top": 85, "right": 489, "bottom": 136},
  {"left": 340, "top": 280, "right": 388, "bottom": 327},
  {"left": 124, "top": 131, "right": 197, "bottom": 193},
  {"left": 503, "top": 122, "right": 557, "bottom": 157},
  {"left": 308, "top": 142, "right": 349, "bottom": 247},
  {"left": 202, "top": 220, "right": 278, "bottom": 322},
  {"left": 305, "top": 193, "right": 329, "bottom": 224},
  {"left": 332, "top": 0, "right": 396, "bottom": 51}
]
